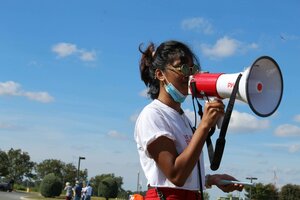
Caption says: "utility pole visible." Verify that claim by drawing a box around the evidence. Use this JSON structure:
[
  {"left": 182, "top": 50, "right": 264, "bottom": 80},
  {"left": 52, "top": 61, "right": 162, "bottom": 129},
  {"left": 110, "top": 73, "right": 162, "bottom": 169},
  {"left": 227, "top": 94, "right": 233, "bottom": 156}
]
[
  {"left": 137, "top": 171, "right": 140, "bottom": 193},
  {"left": 77, "top": 156, "right": 86, "bottom": 181},
  {"left": 246, "top": 177, "right": 258, "bottom": 200}
]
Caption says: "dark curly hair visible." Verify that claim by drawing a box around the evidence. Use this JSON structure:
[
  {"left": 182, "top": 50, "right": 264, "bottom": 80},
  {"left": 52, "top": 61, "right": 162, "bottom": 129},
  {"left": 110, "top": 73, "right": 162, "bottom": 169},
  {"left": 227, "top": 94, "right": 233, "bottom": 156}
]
[{"left": 139, "top": 40, "right": 200, "bottom": 99}]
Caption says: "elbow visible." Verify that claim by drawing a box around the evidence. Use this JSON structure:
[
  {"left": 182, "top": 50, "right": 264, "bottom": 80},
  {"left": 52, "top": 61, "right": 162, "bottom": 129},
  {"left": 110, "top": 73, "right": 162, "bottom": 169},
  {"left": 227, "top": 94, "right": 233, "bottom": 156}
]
[{"left": 169, "top": 176, "right": 186, "bottom": 187}]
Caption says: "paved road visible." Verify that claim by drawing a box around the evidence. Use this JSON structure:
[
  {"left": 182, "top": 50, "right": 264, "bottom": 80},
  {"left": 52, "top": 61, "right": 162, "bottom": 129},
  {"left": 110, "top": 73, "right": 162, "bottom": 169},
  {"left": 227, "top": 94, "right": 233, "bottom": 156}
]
[{"left": 0, "top": 191, "right": 30, "bottom": 200}]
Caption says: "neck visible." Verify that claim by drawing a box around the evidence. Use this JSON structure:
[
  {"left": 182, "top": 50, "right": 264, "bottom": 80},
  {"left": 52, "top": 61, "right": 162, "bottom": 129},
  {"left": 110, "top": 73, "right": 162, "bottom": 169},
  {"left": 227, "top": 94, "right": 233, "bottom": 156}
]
[{"left": 157, "top": 93, "right": 182, "bottom": 114}]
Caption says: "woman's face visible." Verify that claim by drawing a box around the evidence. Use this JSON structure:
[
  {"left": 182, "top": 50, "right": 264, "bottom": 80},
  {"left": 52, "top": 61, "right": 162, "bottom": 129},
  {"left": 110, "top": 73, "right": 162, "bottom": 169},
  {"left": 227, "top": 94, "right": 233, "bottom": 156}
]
[{"left": 164, "top": 58, "right": 194, "bottom": 96}]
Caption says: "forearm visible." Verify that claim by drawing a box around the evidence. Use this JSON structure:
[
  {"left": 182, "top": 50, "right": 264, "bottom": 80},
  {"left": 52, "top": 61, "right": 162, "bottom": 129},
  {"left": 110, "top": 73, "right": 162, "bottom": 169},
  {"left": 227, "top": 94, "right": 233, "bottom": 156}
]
[{"left": 171, "top": 124, "right": 210, "bottom": 185}]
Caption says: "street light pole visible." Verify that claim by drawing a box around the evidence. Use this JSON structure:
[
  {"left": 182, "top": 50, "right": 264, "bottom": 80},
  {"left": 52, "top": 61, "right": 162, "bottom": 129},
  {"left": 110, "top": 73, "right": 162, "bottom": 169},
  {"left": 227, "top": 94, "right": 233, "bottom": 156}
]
[
  {"left": 246, "top": 177, "right": 258, "bottom": 200},
  {"left": 77, "top": 156, "right": 86, "bottom": 181},
  {"left": 137, "top": 171, "right": 140, "bottom": 193}
]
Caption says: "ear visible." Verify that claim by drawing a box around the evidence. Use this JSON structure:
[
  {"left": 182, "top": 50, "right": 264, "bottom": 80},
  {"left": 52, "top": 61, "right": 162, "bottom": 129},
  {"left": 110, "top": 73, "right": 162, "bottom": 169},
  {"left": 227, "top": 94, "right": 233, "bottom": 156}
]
[{"left": 155, "top": 69, "right": 165, "bottom": 82}]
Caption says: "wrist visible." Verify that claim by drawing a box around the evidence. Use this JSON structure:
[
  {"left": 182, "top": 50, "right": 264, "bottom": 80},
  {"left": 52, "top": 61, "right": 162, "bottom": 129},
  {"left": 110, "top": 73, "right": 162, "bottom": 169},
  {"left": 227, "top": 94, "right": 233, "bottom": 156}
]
[
  {"left": 197, "top": 123, "right": 211, "bottom": 134},
  {"left": 205, "top": 174, "right": 212, "bottom": 189}
]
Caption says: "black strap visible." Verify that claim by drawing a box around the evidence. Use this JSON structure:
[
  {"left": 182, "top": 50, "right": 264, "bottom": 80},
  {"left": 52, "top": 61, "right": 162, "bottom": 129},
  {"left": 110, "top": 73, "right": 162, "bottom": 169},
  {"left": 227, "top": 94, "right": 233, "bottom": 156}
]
[
  {"left": 210, "top": 73, "right": 242, "bottom": 170},
  {"left": 191, "top": 73, "right": 242, "bottom": 171},
  {"left": 189, "top": 125, "right": 204, "bottom": 200},
  {"left": 155, "top": 187, "right": 166, "bottom": 200}
]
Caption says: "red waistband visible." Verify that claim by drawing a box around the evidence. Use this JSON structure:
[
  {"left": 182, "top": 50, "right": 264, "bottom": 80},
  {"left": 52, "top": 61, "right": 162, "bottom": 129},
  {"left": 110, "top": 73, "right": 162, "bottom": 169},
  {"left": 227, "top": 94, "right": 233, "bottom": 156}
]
[{"left": 145, "top": 187, "right": 201, "bottom": 200}]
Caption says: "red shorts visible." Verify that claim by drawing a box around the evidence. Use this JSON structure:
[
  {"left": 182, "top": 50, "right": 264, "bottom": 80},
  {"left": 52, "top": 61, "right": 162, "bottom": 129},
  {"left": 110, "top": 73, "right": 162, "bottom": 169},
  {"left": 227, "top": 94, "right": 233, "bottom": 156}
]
[{"left": 145, "top": 187, "right": 202, "bottom": 200}]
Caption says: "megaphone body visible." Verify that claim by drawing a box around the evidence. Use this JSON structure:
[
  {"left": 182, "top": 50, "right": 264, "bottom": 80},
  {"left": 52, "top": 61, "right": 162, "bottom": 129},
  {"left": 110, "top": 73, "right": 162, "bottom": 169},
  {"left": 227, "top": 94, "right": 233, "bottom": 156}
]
[{"left": 189, "top": 56, "right": 283, "bottom": 117}]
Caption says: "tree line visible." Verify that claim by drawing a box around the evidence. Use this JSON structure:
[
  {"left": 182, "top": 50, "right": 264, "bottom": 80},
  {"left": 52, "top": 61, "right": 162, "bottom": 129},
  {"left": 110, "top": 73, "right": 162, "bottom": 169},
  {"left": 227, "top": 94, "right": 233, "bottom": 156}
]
[
  {"left": 1, "top": 148, "right": 300, "bottom": 199},
  {"left": 0, "top": 148, "right": 137, "bottom": 199},
  {"left": 243, "top": 183, "right": 300, "bottom": 200}
]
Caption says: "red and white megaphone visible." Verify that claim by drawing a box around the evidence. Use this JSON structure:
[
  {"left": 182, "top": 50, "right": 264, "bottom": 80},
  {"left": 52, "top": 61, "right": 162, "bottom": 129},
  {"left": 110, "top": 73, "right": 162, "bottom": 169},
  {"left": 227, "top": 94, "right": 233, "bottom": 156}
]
[{"left": 189, "top": 56, "right": 283, "bottom": 117}]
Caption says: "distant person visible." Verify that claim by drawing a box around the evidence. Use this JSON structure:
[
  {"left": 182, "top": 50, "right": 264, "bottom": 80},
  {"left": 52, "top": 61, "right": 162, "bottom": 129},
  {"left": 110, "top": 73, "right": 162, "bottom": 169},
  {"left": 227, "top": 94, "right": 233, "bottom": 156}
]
[
  {"left": 64, "top": 182, "right": 73, "bottom": 200},
  {"left": 73, "top": 181, "right": 82, "bottom": 200},
  {"left": 84, "top": 182, "right": 93, "bottom": 200},
  {"left": 81, "top": 182, "right": 87, "bottom": 200}
]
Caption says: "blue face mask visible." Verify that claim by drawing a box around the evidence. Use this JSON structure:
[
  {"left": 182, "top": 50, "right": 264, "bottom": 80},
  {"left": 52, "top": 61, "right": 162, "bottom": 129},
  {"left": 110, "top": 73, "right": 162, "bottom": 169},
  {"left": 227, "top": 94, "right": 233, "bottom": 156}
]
[{"left": 164, "top": 82, "right": 187, "bottom": 103}]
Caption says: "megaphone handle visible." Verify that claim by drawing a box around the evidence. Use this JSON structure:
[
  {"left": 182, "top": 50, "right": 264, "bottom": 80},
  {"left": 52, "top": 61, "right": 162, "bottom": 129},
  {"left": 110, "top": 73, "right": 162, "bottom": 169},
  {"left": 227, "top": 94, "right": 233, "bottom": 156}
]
[
  {"left": 217, "top": 116, "right": 224, "bottom": 129},
  {"left": 206, "top": 97, "right": 223, "bottom": 129}
]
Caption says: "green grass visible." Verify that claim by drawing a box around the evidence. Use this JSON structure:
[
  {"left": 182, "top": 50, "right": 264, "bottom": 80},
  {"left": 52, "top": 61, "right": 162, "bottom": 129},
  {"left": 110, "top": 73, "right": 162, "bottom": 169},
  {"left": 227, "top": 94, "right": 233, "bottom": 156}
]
[{"left": 23, "top": 191, "right": 126, "bottom": 200}]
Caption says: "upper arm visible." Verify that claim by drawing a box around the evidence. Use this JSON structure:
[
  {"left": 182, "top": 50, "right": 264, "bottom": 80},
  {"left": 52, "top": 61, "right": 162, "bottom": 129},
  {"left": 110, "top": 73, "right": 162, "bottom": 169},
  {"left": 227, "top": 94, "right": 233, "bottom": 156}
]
[{"left": 147, "top": 136, "right": 180, "bottom": 184}]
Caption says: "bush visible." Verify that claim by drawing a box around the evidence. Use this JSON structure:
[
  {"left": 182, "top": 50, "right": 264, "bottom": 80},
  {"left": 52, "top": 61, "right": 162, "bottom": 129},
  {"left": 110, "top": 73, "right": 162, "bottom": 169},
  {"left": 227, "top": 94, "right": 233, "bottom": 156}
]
[
  {"left": 98, "top": 177, "right": 118, "bottom": 199},
  {"left": 40, "top": 173, "right": 63, "bottom": 197},
  {"left": 14, "top": 183, "right": 26, "bottom": 191}
]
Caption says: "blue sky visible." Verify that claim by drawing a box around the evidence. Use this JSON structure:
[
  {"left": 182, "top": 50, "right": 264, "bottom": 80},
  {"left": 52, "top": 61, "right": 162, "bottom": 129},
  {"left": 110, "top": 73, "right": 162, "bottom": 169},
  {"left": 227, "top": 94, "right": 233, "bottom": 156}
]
[{"left": 0, "top": 0, "right": 299, "bottom": 199}]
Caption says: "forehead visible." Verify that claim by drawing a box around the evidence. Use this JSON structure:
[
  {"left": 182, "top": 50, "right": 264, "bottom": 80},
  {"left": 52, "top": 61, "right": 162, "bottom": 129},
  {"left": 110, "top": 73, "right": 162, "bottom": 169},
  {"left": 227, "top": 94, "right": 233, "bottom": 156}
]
[{"left": 171, "top": 56, "right": 193, "bottom": 66}]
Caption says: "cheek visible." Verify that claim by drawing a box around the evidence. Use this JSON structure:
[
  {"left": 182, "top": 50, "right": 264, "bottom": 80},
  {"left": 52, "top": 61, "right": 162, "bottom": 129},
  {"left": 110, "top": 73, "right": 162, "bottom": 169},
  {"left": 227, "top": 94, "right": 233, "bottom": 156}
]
[
  {"left": 182, "top": 85, "right": 189, "bottom": 95},
  {"left": 177, "top": 82, "right": 189, "bottom": 95},
  {"left": 180, "top": 77, "right": 189, "bottom": 94}
]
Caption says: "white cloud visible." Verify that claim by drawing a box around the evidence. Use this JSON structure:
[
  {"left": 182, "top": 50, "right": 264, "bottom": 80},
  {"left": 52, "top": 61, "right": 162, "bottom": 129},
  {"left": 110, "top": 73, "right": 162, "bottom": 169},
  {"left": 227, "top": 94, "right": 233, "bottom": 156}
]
[
  {"left": 274, "top": 124, "right": 300, "bottom": 137},
  {"left": 228, "top": 110, "right": 270, "bottom": 133},
  {"left": 181, "top": 17, "right": 213, "bottom": 35},
  {"left": 52, "top": 42, "right": 96, "bottom": 62},
  {"left": 23, "top": 91, "right": 54, "bottom": 103},
  {"left": 289, "top": 144, "right": 300, "bottom": 153},
  {"left": 201, "top": 36, "right": 239, "bottom": 58},
  {"left": 0, "top": 81, "right": 54, "bottom": 103},
  {"left": 183, "top": 109, "right": 268, "bottom": 133},
  {"left": 200, "top": 36, "right": 258, "bottom": 59},
  {"left": 130, "top": 113, "right": 139, "bottom": 123},
  {"left": 139, "top": 89, "right": 148, "bottom": 98},
  {"left": 266, "top": 143, "right": 300, "bottom": 153},
  {"left": 294, "top": 115, "right": 300, "bottom": 123},
  {"left": 79, "top": 51, "right": 96, "bottom": 61},
  {"left": 107, "top": 130, "right": 128, "bottom": 140},
  {"left": 52, "top": 43, "right": 77, "bottom": 57},
  {"left": 0, "top": 122, "right": 14, "bottom": 129},
  {"left": 0, "top": 81, "right": 20, "bottom": 95}
]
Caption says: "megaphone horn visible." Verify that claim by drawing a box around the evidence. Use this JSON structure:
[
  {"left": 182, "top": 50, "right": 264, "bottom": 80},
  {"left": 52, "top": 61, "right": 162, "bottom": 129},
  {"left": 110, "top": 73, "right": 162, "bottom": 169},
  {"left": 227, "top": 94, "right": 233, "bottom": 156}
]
[{"left": 189, "top": 56, "right": 284, "bottom": 117}]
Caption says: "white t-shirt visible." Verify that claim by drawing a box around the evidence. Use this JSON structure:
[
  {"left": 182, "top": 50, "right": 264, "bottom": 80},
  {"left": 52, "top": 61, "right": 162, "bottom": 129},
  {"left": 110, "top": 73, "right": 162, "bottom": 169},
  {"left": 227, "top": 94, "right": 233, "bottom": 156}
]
[{"left": 134, "top": 99, "right": 205, "bottom": 191}]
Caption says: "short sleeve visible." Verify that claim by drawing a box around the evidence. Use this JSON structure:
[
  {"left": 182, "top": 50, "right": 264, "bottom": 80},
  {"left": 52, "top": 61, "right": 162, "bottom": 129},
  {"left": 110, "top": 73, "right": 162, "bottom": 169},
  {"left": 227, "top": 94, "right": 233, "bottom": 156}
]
[{"left": 135, "top": 106, "right": 176, "bottom": 158}]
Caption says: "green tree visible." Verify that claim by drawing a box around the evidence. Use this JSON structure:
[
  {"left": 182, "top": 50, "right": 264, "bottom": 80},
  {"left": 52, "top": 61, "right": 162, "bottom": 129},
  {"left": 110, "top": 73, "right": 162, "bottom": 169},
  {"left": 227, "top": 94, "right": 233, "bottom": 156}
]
[
  {"left": 62, "top": 163, "right": 77, "bottom": 183},
  {"left": 279, "top": 184, "right": 300, "bottom": 200},
  {"left": 6, "top": 148, "right": 35, "bottom": 183},
  {"left": 40, "top": 173, "right": 62, "bottom": 197},
  {"left": 98, "top": 177, "right": 118, "bottom": 200},
  {"left": 245, "top": 183, "right": 278, "bottom": 200},
  {"left": 0, "top": 149, "right": 9, "bottom": 177},
  {"left": 78, "top": 168, "right": 88, "bottom": 182},
  {"left": 36, "top": 159, "right": 87, "bottom": 184},
  {"left": 36, "top": 159, "right": 65, "bottom": 180},
  {"left": 90, "top": 173, "right": 123, "bottom": 196}
]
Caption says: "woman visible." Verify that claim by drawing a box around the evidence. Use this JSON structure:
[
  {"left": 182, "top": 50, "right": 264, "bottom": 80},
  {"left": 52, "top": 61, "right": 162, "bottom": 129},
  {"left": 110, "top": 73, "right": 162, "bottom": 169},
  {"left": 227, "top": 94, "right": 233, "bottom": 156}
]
[
  {"left": 134, "top": 40, "right": 243, "bottom": 200},
  {"left": 64, "top": 182, "right": 73, "bottom": 200}
]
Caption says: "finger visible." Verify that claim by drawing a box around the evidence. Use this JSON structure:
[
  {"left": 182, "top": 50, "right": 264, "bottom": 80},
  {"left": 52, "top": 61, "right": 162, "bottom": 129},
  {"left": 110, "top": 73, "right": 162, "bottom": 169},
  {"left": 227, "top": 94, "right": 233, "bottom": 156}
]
[
  {"left": 213, "top": 107, "right": 225, "bottom": 113},
  {"left": 214, "top": 108, "right": 221, "bottom": 112},
  {"left": 209, "top": 101, "right": 225, "bottom": 109}
]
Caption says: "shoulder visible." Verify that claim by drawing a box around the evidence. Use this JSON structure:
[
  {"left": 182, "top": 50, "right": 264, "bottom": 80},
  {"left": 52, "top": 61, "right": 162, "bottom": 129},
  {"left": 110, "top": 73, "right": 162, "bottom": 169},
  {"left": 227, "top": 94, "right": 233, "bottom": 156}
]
[{"left": 138, "top": 100, "right": 175, "bottom": 121}]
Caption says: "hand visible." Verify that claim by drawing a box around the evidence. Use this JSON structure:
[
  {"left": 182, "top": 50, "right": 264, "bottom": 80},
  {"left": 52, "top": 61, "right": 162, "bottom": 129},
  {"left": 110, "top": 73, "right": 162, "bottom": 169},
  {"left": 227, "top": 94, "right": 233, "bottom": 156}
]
[
  {"left": 209, "top": 174, "right": 244, "bottom": 193},
  {"left": 200, "top": 99, "right": 225, "bottom": 129}
]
